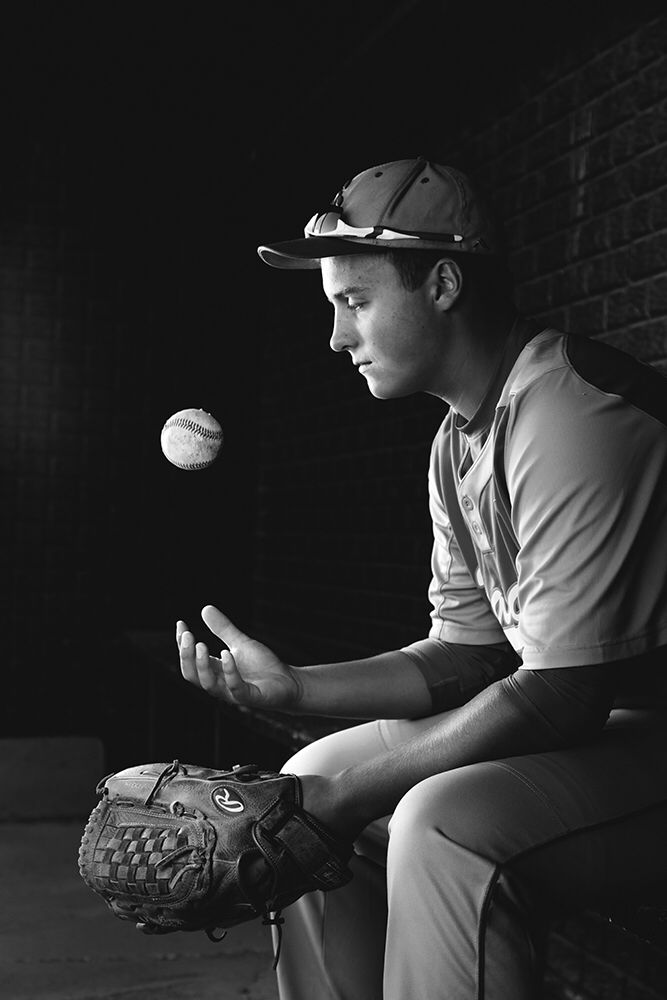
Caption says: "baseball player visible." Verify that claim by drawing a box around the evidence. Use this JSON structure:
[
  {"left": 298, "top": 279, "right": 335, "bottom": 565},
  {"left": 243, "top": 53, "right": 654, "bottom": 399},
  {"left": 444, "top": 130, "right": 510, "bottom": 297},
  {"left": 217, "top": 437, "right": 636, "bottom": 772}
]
[{"left": 177, "top": 158, "right": 667, "bottom": 1000}]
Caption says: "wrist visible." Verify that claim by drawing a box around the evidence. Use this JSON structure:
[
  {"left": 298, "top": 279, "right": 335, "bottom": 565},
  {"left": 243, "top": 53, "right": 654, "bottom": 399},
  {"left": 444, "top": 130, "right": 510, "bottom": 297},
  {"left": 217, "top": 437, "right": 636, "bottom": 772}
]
[
  {"left": 291, "top": 664, "right": 321, "bottom": 714},
  {"left": 299, "top": 771, "right": 368, "bottom": 842},
  {"left": 287, "top": 664, "right": 306, "bottom": 711}
]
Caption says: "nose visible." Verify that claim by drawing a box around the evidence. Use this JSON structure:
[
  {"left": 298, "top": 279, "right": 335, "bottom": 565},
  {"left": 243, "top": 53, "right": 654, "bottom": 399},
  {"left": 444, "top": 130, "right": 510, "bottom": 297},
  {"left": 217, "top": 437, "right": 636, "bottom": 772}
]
[{"left": 329, "top": 308, "right": 356, "bottom": 353}]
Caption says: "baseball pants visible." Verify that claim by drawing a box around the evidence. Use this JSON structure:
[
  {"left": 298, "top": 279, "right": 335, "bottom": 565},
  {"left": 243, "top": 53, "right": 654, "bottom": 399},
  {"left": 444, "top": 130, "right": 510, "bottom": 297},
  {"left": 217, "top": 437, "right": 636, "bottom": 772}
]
[{"left": 273, "top": 708, "right": 667, "bottom": 1000}]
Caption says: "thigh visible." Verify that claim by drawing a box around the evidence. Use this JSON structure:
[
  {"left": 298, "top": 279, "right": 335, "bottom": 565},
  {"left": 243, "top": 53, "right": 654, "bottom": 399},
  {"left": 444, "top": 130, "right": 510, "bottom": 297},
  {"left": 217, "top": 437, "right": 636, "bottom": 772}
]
[
  {"left": 283, "top": 715, "right": 452, "bottom": 867},
  {"left": 283, "top": 711, "right": 453, "bottom": 777},
  {"left": 281, "top": 721, "right": 387, "bottom": 777},
  {"left": 390, "top": 709, "right": 667, "bottom": 910},
  {"left": 504, "top": 710, "right": 667, "bottom": 908}
]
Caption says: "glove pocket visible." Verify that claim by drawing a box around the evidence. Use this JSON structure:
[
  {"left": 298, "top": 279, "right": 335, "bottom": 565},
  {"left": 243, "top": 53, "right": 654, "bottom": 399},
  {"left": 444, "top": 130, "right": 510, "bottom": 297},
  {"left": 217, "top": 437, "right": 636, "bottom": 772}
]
[{"left": 78, "top": 796, "right": 216, "bottom": 931}]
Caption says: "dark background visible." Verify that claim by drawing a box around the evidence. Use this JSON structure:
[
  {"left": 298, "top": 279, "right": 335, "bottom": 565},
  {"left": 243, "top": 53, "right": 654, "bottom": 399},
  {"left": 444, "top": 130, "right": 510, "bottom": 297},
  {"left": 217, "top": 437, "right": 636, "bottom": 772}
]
[
  {"left": 1, "top": 0, "right": 665, "bottom": 738},
  {"left": 3, "top": 4, "right": 667, "bottom": 995}
]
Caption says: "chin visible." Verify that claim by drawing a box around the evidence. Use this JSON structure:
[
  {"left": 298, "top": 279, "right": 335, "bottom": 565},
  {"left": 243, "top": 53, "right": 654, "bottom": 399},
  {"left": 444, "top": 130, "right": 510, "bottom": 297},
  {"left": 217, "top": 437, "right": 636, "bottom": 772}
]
[
  {"left": 362, "top": 368, "right": 419, "bottom": 399},
  {"left": 366, "top": 381, "right": 414, "bottom": 400}
]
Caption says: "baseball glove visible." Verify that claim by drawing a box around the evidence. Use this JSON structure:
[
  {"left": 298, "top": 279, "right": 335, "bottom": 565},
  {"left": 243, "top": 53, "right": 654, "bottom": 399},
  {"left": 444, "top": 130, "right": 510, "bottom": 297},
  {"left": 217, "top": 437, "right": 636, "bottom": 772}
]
[{"left": 78, "top": 760, "right": 354, "bottom": 959}]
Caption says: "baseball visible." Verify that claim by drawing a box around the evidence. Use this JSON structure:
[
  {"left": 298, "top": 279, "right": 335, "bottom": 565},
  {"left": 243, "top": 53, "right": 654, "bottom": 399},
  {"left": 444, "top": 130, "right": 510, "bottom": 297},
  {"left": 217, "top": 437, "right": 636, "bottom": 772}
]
[{"left": 160, "top": 407, "right": 224, "bottom": 471}]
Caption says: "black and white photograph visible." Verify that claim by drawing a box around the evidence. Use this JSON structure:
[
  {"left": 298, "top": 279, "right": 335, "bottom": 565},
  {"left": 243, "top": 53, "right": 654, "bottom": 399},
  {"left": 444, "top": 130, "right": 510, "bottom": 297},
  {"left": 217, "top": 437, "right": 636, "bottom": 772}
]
[{"left": 1, "top": 3, "right": 667, "bottom": 998}]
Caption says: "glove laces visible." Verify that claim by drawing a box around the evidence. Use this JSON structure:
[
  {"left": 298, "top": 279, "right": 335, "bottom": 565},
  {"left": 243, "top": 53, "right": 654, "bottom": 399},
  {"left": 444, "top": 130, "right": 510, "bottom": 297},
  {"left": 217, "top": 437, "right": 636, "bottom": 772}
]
[
  {"left": 144, "top": 760, "right": 183, "bottom": 806},
  {"left": 262, "top": 909, "right": 285, "bottom": 969}
]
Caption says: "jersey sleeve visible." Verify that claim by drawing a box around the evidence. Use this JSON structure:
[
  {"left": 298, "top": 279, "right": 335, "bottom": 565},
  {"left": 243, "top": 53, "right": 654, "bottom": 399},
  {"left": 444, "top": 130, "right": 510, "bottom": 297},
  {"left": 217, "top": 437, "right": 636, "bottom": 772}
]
[
  {"left": 424, "top": 424, "right": 507, "bottom": 646},
  {"left": 506, "top": 359, "right": 667, "bottom": 668},
  {"left": 400, "top": 637, "right": 521, "bottom": 712}
]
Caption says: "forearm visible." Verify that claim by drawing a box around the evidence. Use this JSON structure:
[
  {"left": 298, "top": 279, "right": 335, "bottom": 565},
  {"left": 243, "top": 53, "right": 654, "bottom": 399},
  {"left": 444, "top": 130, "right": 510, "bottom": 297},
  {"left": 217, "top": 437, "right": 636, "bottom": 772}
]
[
  {"left": 179, "top": 606, "right": 520, "bottom": 719},
  {"left": 294, "top": 638, "right": 519, "bottom": 720},
  {"left": 401, "top": 637, "right": 520, "bottom": 710},
  {"left": 328, "top": 680, "right": 541, "bottom": 835},
  {"left": 309, "top": 665, "right": 616, "bottom": 838},
  {"left": 294, "top": 649, "right": 433, "bottom": 719}
]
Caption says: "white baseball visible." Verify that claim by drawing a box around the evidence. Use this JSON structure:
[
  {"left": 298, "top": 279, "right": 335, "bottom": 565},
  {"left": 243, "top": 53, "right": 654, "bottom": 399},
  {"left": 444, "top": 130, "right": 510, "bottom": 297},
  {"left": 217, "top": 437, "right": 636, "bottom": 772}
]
[{"left": 160, "top": 408, "right": 224, "bottom": 471}]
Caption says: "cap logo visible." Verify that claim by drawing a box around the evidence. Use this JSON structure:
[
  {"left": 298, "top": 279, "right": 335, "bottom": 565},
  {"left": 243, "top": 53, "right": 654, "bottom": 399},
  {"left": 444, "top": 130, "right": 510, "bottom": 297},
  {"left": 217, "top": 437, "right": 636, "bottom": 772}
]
[{"left": 212, "top": 786, "right": 245, "bottom": 814}]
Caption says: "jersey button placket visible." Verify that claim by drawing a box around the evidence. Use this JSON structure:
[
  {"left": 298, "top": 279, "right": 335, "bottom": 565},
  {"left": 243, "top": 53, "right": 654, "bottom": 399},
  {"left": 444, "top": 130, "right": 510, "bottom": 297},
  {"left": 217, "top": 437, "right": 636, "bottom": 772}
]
[{"left": 460, "top": 493, "right": 492, "bottom": 552}]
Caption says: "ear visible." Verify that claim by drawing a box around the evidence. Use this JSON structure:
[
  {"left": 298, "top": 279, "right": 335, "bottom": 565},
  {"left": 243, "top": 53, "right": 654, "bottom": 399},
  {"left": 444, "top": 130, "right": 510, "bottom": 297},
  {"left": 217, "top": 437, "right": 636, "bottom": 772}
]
[{"left": 431, "top": 257, "right": 463, "bottom": 312}]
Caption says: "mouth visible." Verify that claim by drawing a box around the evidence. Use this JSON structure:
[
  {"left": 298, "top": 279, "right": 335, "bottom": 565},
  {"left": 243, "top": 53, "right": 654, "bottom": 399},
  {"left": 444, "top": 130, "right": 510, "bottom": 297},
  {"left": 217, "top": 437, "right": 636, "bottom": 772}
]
[{"left": 355, "top": 361, "right": 372, "bottom": 372}]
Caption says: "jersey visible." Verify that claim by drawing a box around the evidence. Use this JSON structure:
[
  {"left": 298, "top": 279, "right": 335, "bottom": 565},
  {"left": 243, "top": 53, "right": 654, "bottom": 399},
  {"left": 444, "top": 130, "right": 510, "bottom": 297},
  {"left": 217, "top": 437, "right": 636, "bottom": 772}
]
[{"left": 404, "top": 324, "right": 667, "bottom": 671}]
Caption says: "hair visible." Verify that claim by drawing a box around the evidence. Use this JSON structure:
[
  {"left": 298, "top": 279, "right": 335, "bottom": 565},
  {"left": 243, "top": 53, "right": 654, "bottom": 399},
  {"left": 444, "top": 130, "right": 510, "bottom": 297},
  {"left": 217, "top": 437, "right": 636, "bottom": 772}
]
[{"left": 378, "top": 248, "right": 515, "bottom": 307}]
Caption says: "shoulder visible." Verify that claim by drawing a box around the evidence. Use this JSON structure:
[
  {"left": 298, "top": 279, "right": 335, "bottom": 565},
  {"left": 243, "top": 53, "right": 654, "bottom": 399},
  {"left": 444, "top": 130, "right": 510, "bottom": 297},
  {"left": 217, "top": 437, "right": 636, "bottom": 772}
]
[
  {"left": 503, "top": 329, "right": 666, "bottom": 430},
  {"left": 501, "top": 332, "right": 667, "bottom": 501},
  {"left": 563, "top": 333, "right": 666, "bottom": 427}
]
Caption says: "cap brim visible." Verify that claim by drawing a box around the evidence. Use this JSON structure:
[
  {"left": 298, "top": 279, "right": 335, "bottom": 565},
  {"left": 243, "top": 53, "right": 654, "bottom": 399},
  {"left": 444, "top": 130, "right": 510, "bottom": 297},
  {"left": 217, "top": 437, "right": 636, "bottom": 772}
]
[
  {"left": 257, "top": 237, "right": 383, "bottom": 270},
  {"left": 258, "top": 235, "right": 496, "bottom": 269}
]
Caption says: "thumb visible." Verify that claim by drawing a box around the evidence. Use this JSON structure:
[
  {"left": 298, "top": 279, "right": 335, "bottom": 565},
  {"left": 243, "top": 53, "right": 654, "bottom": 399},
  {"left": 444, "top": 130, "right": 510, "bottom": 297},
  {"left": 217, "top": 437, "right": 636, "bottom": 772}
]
[{"left": 201, "top": 605, "right": 247, "bottom": 646}]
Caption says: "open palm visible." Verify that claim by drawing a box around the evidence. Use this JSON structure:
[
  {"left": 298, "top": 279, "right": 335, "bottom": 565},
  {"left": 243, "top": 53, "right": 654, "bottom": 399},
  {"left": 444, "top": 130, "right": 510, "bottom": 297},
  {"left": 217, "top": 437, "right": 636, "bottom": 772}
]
[{"left": 177, "top": 605, "right": 301, "bottom": 710}]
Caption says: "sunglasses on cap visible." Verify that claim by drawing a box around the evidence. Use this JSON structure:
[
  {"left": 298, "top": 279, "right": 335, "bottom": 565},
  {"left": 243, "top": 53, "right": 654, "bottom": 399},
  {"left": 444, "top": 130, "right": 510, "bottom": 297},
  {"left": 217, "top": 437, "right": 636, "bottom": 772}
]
[{"left": 304, "top": 207, "right": 465, "bottom": 245}]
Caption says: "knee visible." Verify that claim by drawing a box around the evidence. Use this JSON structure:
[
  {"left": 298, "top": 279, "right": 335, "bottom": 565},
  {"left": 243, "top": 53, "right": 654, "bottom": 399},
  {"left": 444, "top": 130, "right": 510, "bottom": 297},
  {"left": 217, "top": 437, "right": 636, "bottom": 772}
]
[
  {"left": 281, "top": 721, "right": 386, "bottom": 779},
  {"left": 389, "top": 773, "right": 460, "bottom": 850},
  {"left": 388, "top": 763, "right": 508, "bottom": 862},
  {"left": 280, "top": 734, "right": 345, "bottom": 778},
  {"left": 281, "top": 742, "right": 323, "bottom": 777}
]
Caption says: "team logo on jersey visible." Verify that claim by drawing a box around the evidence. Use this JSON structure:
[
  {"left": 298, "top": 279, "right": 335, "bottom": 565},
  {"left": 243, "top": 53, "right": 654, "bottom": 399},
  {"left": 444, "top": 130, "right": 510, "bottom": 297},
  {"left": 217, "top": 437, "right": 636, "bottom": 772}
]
[
  {"left": 211, "top": 786, "right": 245, "bottom": 814},
  {"left": 490, "top": 581, "right": 520, "bottom": 629}
]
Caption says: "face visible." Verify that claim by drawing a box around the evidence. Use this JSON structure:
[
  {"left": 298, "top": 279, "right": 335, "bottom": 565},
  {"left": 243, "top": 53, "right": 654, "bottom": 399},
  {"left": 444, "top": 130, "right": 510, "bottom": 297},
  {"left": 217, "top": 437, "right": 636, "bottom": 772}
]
[{"left": 321, "top": 254, "right": 449, "bottom": 399}]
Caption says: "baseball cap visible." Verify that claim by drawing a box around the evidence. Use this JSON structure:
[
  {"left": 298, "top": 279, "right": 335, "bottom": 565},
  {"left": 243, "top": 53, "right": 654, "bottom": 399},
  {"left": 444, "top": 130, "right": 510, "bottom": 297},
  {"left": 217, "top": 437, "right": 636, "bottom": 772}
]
[{"left": 257, "top": 157, "right": 499, "bottom": 269}]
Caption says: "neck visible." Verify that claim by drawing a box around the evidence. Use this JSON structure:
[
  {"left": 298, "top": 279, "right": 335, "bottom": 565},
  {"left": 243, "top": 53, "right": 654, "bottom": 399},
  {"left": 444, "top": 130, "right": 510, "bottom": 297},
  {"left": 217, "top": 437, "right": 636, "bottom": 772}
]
[{"left": 431, "top": 306, "right": 520, "bottom": 420}]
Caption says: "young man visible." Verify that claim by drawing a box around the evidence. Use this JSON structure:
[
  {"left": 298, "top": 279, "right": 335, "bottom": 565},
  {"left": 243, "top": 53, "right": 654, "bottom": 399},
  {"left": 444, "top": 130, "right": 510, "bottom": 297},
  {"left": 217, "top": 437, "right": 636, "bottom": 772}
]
[{"left": 177, "top": 158, "right": 667, "bottom": 1000}]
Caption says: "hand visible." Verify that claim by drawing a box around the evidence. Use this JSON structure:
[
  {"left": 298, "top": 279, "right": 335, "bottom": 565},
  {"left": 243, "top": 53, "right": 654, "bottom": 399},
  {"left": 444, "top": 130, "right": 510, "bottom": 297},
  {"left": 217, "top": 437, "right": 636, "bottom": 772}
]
[{"left": 177, "top": 605, "right": 303, "bottom": 711}]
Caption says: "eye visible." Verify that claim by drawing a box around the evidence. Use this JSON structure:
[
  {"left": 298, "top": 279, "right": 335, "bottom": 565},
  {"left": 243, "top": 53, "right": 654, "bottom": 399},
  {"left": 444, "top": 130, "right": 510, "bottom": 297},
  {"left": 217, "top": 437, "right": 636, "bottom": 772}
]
[{"left": 346, "top": 299, "right": 365, "bottom": 312}]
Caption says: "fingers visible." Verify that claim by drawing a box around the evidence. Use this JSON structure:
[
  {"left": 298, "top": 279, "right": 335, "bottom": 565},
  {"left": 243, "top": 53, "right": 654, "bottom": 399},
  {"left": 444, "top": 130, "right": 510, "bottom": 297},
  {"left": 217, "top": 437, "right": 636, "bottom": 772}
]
[
  {"left": 177, "top": 615, "right": 254, "bottom": 703},
  {"left": 219, "top": 649, "right": 257, "bottom": 705},
  {"left": 176, "top": 620, "right": 190, "bottom": 656},
  {"left": 177, "top": 621, "right": 243, "bottom": 702},
  {"left": 201, "top": 605, "right": 246, "bottom": 646},
  {"left": 177, "top": 622, "right": 198, "bottom": 684},
  {"left": 177, "top": 623, "right": 217, "bottom": 690},
  {"left": 194, "top": 640, "right": 223, "bottom": 695}
]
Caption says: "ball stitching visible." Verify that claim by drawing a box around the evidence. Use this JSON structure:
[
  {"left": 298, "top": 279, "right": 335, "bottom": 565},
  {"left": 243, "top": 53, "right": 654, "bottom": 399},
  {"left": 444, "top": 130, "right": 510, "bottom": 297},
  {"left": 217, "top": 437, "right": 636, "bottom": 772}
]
[
  {"left": 170, "top": 458, "right": 215, "bottom": 470},
  {"left": 164, "top": 417, "right": 223, "bottom": 441}
]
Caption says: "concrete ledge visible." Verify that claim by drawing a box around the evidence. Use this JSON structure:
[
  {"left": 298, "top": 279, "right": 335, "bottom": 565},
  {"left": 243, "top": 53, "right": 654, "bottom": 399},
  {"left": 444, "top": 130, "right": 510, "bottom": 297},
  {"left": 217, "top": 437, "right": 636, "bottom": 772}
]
[{"left": 0, "top": 737, "right": 105, "bottom": 821}]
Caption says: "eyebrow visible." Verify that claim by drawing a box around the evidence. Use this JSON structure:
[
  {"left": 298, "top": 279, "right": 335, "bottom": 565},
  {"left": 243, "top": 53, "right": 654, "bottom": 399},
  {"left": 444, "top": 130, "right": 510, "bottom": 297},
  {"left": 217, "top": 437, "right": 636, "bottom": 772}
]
[{"left": 328, "top": 284, "right": 368, "bottom": 302}]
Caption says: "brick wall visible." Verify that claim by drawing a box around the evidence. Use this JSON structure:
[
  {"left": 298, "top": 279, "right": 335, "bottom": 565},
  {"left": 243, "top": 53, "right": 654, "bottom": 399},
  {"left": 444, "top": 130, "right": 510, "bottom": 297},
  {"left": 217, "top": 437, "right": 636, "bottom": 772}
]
[
  {"left": 250, "top": 9, "right": 667, "bottom": 1000},
  {"left": 455, "top": 13, "right": 667, "bottom": 372}
]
